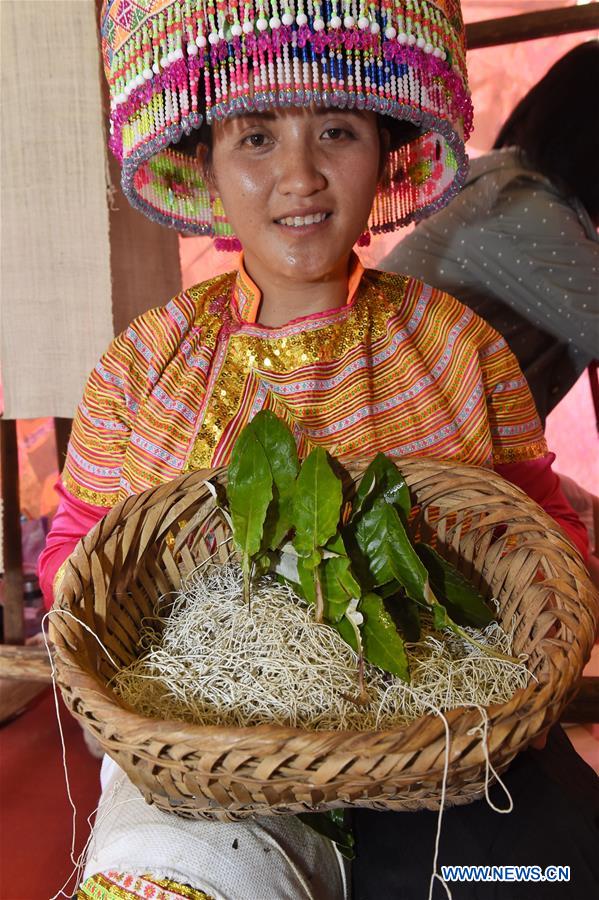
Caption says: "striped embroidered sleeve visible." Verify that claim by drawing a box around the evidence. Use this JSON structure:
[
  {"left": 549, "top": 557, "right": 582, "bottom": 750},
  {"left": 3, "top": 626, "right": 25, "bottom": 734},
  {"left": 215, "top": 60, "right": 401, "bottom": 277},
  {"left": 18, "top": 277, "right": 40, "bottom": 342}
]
[
  {"left": 62, "top": 294, "right": 199, "bottom": 506},
  {"left": 478, "top": 324, "right": 548, "bottom": 465},
  {"left": 62, "top": 327, "right": 138, "bottom": 506}
]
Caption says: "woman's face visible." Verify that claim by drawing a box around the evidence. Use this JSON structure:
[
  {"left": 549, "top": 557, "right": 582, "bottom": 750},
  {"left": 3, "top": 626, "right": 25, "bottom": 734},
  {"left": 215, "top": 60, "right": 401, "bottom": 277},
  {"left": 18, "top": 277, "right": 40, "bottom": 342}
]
[{"left": 207, "top": 106, "right": 382, "bottom": 287}]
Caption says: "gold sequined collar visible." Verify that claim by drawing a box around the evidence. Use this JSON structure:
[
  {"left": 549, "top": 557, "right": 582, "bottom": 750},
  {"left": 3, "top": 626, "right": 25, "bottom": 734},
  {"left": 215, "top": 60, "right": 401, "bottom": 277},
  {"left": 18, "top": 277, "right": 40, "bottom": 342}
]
[{"left": 231, "top": 253, "right": 365, "bottom": 325}]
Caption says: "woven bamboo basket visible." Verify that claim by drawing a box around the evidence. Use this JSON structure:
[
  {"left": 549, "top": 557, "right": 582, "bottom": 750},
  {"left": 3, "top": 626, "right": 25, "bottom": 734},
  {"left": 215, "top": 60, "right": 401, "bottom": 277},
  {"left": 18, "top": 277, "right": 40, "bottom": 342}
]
[{"left": 51, "top": 458, "right": 597, "bottom": 820}]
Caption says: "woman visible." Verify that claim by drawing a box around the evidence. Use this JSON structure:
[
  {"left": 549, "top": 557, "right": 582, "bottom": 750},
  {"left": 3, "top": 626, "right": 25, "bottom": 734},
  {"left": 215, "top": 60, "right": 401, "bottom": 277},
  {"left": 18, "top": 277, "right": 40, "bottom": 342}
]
[{"left": 39, "top": 1, "right": 597, "bottom": 897}]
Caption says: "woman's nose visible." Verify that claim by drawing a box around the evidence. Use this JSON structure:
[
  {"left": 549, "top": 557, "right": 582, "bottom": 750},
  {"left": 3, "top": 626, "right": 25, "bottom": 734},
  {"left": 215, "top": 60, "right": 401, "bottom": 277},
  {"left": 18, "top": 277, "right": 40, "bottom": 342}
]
[{"left": 276, "top": 143, "right": 327, "bottom": 196}]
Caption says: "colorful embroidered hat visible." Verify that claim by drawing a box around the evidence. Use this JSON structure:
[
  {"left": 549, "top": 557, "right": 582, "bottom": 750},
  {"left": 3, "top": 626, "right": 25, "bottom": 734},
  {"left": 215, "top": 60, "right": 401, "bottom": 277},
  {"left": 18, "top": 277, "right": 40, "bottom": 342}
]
[{"left": 101, "top": 0, "right": 473, "bottom": 245}]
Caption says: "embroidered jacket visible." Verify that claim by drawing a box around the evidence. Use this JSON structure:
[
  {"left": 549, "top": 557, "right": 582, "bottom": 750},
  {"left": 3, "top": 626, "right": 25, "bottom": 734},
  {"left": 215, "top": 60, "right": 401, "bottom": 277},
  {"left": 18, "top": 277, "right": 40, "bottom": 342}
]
[{"left": 63, "top": 262, "right": 546, "bottom": 507}]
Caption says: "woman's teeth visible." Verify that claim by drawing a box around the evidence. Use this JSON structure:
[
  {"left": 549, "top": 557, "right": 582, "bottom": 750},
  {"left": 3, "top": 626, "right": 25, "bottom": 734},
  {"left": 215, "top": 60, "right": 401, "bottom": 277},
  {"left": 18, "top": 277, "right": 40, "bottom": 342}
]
[{"left": 277, "top": 212, "right": 328, "bottom": 227}]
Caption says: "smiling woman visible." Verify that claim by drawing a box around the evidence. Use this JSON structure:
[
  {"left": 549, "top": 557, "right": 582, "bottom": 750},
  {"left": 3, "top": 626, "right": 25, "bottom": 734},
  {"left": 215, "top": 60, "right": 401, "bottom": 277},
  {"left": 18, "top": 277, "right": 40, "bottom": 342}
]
[{"left": 39, "top": 0, "right": 599, "bottom": 898}]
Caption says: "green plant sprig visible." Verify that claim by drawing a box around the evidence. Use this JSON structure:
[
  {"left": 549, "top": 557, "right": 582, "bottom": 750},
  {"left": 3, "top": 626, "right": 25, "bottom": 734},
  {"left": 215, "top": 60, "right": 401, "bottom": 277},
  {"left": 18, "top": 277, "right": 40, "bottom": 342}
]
[{"left": 224, "top": 412, "right": 509, "bottom": 683}]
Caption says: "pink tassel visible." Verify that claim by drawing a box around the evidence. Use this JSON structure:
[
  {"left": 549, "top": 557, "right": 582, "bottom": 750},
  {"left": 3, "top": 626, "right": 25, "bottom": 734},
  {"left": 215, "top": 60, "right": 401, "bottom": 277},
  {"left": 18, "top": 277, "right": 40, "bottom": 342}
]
[{"left": 215, "top": 236, "right": 242, "bottom": 252}]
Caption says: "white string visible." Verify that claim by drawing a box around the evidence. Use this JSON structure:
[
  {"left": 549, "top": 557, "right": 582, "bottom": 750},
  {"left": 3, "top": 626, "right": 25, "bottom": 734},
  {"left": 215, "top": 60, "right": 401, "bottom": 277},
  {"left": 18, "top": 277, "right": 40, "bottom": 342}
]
[
  {"left": 469, "top": 704, "right": 514, "bottom": 814},
  {"left": 41, "top": 609, "right": 122, "bottom": 898},
  {"left": 48, "top": 780, "right": 140, "bottom": 899},
  {"left": 382, "top": 682, "right": 452, "bottom": 900}
]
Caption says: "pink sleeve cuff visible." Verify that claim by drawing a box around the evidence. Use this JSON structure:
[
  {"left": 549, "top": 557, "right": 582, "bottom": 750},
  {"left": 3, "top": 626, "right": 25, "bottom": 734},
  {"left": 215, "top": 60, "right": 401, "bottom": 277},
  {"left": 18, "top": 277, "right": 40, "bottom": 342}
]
[
  {"left": 495, "top": 453, "right": 589, "bottom": 562},
  {"left": 37, "top": 480, "right": 110, "bottom": 609}
]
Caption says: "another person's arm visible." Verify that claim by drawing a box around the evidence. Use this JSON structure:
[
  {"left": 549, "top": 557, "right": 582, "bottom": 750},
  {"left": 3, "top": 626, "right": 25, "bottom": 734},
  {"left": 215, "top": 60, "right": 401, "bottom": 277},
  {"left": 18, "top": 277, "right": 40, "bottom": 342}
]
[
  {"left": 383, "top": 171, "right": 598, "bottom": 361},
  {"left": 472, "top": 181, "right": 598, "bottom": 360}
]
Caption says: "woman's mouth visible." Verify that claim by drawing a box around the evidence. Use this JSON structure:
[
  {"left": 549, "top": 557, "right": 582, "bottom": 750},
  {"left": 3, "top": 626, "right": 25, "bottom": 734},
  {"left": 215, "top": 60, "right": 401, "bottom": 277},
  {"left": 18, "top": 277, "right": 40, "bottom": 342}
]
[{"left": 275, "top": 211, "right": 331, "bottom": 228}]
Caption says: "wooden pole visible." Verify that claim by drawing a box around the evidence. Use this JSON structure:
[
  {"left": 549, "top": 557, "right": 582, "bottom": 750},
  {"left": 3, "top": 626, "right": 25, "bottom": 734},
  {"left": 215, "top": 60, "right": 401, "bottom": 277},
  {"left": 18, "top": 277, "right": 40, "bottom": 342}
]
[
  {"left": 0, "top": 645, "right": 52, "bottom": 681},
  {"left": 54, "top": 417, "right": 73, "bottom": 470},
  {"left": 466, "top": 5, "right": 599, "bottom": 51},
  {"left": 1, "top": 419, "right": 24, "bottom": 644}
]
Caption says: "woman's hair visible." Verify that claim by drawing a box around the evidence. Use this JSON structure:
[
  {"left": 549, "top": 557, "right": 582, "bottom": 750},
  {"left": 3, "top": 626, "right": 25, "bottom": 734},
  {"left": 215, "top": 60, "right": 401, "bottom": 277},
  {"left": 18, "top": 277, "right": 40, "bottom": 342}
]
[{"left": 493, "top": 40, "right": 599, "bottom": 222}]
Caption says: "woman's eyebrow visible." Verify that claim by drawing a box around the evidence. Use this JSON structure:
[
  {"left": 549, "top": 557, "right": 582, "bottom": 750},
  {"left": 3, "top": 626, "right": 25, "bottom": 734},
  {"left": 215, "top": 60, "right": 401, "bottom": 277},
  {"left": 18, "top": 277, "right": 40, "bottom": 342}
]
[
  {"left": 233, "top": 108, "right": 368, "bottom": 125},
  {"left": 233, "top": 111, "right": 277, "bottom": 124},
  {"left": 313, "top": 107, "right": 367, "bottom": 119}
]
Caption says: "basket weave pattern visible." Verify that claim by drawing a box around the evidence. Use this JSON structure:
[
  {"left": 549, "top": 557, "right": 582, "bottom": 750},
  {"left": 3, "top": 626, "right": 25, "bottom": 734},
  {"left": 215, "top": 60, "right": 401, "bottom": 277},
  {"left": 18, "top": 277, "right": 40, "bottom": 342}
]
[{"left": 52, "top": 459, "right": 598, "bottom": 819}]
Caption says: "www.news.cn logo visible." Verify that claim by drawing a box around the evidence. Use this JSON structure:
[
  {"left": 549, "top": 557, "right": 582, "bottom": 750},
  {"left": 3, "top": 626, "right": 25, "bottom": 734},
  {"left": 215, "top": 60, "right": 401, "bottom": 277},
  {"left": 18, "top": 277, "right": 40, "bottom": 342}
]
[{"left": 440, "top": 865, "right": 571, "bottom": 883}]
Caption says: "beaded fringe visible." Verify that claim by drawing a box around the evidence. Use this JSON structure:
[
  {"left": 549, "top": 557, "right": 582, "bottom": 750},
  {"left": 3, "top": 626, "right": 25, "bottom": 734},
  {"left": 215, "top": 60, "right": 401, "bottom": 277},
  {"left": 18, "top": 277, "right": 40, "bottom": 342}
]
[{"left": 102, "top": 0, "right": 472, "bottom": 235}]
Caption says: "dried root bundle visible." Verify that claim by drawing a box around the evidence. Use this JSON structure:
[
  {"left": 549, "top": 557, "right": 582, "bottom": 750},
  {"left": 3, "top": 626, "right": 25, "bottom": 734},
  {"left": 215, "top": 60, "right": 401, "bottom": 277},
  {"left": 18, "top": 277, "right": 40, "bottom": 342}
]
[{"left": 112, "top": 564, "right": 530, "bottom": 732}]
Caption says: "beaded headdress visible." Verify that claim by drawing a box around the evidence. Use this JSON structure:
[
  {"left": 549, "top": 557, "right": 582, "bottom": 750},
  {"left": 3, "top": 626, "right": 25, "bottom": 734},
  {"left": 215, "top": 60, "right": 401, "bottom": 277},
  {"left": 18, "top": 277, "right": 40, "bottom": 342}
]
[{"left": 101, "top": 0, "right": 473, "bottom": 246}]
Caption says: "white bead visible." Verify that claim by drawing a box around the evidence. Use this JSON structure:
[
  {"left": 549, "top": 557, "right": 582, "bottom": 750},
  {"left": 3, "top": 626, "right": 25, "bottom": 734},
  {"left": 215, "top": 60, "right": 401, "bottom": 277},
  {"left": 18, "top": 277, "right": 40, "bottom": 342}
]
[
  {"left": 330, "top": 15, "right": 342, "bottom": 28},
  {"left": 196, "top": 33, "right": 207, "bottom": 47},
  {"left": 344, "top": 15, "right": 355, "bottom": 28},
  {"left": 174, "top": 47, "right": 184, "bottom": 60},
  {"left": 407, "top": 33, "right": 416, "bottom": 45},
  {"left": 313, "top": 17, "right": 325, "bottom": 31},
  {"left": 242, "top": 20, "right": 254, "bottom": 33},
  {"left": 167, "top": 50, "right": 176, "bottom": 63},
  {"left": 124, "top": 82, "right": 132, "bottom": 95},
  {"left": 208, "top": 32, "right": 219, "bottom": 45},
  {"left": 433, "top": 46, "right": 443, "bottom": 57},
  {"left": 358, "top": 16, "right": 370, "bottom": 30},
  {"left": 370, "top": 22, "right": 380, "bottom": 34},
  {"left": 296, "top": 12, "right": 308, "bottom": 26},
  {"left": 218, "top": 28, "right": 225, "bottom": 40},
  {"left": 398, "top": 31, "right": 407, "bottom": 44},
  {"left": 256, "top": 17, "right": 268, "bottom": 31},
  {"left": 186, "top": 42, "right": 196, "bottom": 55},
  {"left": 152, "top": 61, "right": 161, "bottom": 74},
  {"left": 117, "top": 92, "right": 127, "bottom": 104},
  {"left": 384, "top": 26, "right": 397, "bottom": 39},
  {"left": 160, "top": 55, "right": 169, "bottom": 68},
  {"left": 424, "top": 42, "right": 433, "bottom": 54},
  {"left": 441, "top": 50, "right": 447, "bottom": 60},
  {"left": 231, "top": 22, "right": 242, "bottom": 36},
  {"left": 135, "top": 73, "right": 145, "bottom": 87},
  {"left": 416, "top": 36, "right": 425, "bottom": 49},
  {"left": 269, "top": 16, "right": 281, "bottom": 28},
  {"left": 143, "top": 67, "right": 153, "bottom": 79}
]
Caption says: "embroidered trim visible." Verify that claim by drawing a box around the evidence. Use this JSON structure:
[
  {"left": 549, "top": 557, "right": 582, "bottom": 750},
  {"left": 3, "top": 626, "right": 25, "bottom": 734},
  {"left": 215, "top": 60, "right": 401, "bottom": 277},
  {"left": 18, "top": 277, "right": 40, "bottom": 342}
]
[{"left": 78, "top": 871, "right": 215, "bottom": 900}]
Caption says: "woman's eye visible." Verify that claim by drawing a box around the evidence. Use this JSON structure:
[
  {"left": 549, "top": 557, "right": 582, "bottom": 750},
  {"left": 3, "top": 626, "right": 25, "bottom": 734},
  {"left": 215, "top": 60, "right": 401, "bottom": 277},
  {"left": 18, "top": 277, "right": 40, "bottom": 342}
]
[
  {"left": 322, "top": 127, "right": 353, "bottom": 141},
  {"left": 242, "top": 133, "right": 271, "bottom": 148}
]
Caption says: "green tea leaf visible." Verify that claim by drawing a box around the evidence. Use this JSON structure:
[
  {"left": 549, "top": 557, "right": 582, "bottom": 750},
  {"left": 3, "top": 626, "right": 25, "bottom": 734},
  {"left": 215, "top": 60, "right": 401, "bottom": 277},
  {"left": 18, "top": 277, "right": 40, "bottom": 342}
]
[
  {"left": 292, "top": 447, "right": 343, "bottom": 566},
  {"left": 296, "top": 534, "right": 362, "bottom": 623},
  {"left": 227, "top": 430, "right": 273, "bottom": 590},
  {"left": 353, "top": 498, "right": 435, "bottom": 605},
  {"left": 297, "top": 812, "right": 355, "bottom": 860},
  {"left": 336, "top": 592, "right": 409, "bottom": 680},
  {"left": 353, "top": 453, "right": 411, "bottom": 519},
  {"left": 249, "top": 411, "right": 300, "bottom": 549},
  {"left": 415, "top": 543, "right": 494, "bottom": 628},
  {"left": 250, "top": 411, "right": 299, "bottom": 487}
]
